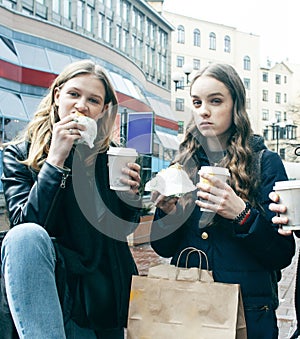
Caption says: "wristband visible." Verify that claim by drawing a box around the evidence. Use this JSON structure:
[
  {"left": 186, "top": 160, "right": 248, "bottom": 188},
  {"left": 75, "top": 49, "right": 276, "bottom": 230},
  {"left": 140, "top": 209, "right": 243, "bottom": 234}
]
[{"left": 233, "top": 202, "right": 251, "bottom": 225}]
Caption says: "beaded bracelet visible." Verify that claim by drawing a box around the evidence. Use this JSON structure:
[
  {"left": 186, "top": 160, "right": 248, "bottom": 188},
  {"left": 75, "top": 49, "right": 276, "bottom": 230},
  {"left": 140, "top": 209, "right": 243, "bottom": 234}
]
[{"left": 233, "top": 202, "right": 251, "bottom": 225}]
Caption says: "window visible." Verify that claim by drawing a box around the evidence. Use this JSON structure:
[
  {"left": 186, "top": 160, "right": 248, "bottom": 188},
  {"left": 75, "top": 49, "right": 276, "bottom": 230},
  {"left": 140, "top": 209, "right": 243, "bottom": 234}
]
[
  {"left": 262, "top": 72, "right": 268, "bottom": 82},
  {"left": 193, "top": 59, "right": 200, "bottom": 70},
  {"left": 284, "top": 93, "right": 287, "bottom": 103},
  {"left": 52, "top": 0, "right": 59, "bottom": 13},
  {"left": 175, "top": 77, "right": 185, "bottom": 90},
  {"left": 243, "top": 78, "right": 250, "bottom": 90},
  {"left": 178, "top": 121, "right": 184, "bottom": 134},
  {"left": 284, "top": 76, "right": 287, "bottom": 84},
  {"left": 275, "top": 111, "right": 281, "bottom": 122},
  {"left": 176, "top": 98, "right": 184, "bottom": 111},
  {"left": 224, "top": 35, "right": 230, "bottom": 53},
  {"left": 262, "top": 109, "right": 269, "bottom": 121},
  {"left": 86, "top": 4, "right": 93, "bottom": 32},
  {"left": 105, "top": 17, "right": 112, "bottom": 43},
  {"left": 116, "top": 25, "right": 121, "bottom": 49},
  {"left": 275, "top": 74, "right": 281, "bottom": 84},
  {"left": 246, "top": 98, "right": 251, "bottom": 110},
  {"left": 209, "top": 32, "right": 216, "bottom": 50},
  {"left": 146, "top": 19, "right": 155, "bottom": 40},
  {"left": 279, "top": 148, "right": 285, "bottom": 160},
  {"left": 98, "top": 13, "right": 105, "bottom": 39},
  {"left": 177, "top": 25, "right": 185, "bottom": 44},
  {"left": 121, "top": 28, "right": 129, "bottom": 52},
  {"left": 77, "top": 0, "right": 84, "bottom": 27},
  {"left": 275, "top": 92, "right": 281, "bottom": 104},
  {"left": 63, "top": 0, "right": 71, "bottom": 19},
  {"left": 286, "top": 124, "right": 297, "bottom": 140},
  {"left": 122, "top": 1, "right": 129, "bottom": 21},
  {"left": 263, "top": 128, "right": 269, "bottom": 141},
  {"left": 177, "top": 56, "right": 184, "bottom": 67},
  {"left": 243, "top": 56, "right": 251, "bottom": 70},
  {"left": 193, "top": 29, "right": 200, "bottom": 47},
  {"left": 262, "top": 90, "right": 268, "bottom": 102}
]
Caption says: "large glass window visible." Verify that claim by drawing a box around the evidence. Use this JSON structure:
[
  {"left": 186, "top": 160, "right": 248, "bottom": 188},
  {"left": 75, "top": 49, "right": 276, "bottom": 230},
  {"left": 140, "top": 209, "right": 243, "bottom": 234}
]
[
  {"left": 21, "top": 94, "right": 42, "bottom": 119},
  {"left": 46, "top": 50, "right": 73, "bottom": 73},
  {"left": 14, "top": 42, "right": 50, "bottom": 71},
  {"left": 0, "top": 36, "right": 19, "bottom": 64}
]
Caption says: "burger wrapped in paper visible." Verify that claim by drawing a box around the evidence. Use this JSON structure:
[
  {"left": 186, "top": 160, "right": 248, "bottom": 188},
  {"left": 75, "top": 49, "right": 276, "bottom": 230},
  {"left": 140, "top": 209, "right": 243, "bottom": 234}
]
[
  {"left": 145, "top": 163, "right": 196, "bottom": 197},
  {"left": 75, "top": 112, "right": 97, "bottom": 148}
]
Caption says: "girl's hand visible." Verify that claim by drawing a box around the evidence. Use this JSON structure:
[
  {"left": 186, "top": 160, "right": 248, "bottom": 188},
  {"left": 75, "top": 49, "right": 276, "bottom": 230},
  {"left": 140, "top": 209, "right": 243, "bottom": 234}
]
[
  {"left": 121, "top": 162, "right": 141, "bottom": 195},
  {"left": 269, "top": 192, "right": 292, "bottom": 236},
  {"left": 47, "top": 114, "right": 86, "bottom": 167},
  {"left": 151, "top": 191, "right": 179, "bottom": 215},
  {"left": 196, "top": 173, "right": 245, "bottom": 220}
]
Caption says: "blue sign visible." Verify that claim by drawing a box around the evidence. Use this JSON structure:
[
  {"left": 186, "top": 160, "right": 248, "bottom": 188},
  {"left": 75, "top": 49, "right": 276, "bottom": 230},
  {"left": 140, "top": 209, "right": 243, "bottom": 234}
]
[{"left": 127, "top": 112, "right": 153, "bottom": 154}]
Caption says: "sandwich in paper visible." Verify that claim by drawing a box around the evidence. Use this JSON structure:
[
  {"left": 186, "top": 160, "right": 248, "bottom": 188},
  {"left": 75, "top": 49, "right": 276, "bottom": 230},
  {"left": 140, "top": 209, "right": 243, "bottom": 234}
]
[
  {"left": 74, "top": 112, "right": 97, "bottom": 148},
  {"left": 145, "top": 163, "right": 196, "bottom": 197}
]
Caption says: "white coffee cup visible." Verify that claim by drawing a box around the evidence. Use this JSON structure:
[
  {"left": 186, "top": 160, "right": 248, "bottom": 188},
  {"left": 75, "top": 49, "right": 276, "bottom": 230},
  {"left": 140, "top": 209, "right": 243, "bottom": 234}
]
[
  {"left": 198, "top": 166, "right": 230, "bottom": 212},
  {"left": 107, "top": 147, "right": 138, "bottom": 191},
  {"left": 273, "top": 180, "right": 300, "bottom": 230}
]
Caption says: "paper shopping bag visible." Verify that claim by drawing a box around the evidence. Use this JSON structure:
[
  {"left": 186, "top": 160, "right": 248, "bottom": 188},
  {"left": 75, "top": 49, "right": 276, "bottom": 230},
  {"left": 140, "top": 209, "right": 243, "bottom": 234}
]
[{"left": 127, "top": 247, "right": 247, "bottom": 339}]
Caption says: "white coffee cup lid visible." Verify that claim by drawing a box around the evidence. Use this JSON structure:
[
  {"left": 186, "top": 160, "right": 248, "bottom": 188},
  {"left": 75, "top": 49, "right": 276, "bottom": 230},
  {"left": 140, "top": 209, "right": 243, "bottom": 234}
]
[
  {"left": 107, "top": 147, "right": 138, "bottom": 157},
  {"left": 273, "top": 180, "right": 300, "bottom": 190},
  {"left": 198, "top": 166, "right": 230, "bottom": 176}
]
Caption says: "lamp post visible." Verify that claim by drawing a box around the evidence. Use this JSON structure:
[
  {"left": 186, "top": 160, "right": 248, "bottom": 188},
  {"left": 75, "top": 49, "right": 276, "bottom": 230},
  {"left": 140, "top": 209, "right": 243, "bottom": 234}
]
[
  {"left": 120, "top": 108, "right": 128, "bottom": 146},
  {"left": 270, "top": 122, "right": 280, "bottom": 154},
  {"left": 171, "top": 63, "right": 193, "bottom": 91},
  {"left": 267, "top": 120, "right": 297, "bottom": 158}
]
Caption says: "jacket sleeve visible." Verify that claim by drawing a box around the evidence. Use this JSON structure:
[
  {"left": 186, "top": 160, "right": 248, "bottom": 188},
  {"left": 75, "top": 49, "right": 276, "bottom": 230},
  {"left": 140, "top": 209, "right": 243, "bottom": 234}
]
[
  {"left": 233, "top": 150, "right": 295, "bottom": 270},
  {"left": 1, "top": 143, "right": 69, "bottom": 229},
  {"left": 150, "top": 201, "right": 193, "bottom": 258}
]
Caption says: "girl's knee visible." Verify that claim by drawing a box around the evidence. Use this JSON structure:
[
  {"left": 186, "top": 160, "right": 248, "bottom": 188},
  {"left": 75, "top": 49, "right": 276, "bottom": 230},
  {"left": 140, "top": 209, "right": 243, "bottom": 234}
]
[{"left": 2, "top": 223, "right": 54, "bottom": 258}]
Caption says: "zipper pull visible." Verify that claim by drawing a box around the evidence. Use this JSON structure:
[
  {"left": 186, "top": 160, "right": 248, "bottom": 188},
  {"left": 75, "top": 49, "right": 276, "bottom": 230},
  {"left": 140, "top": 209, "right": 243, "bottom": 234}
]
[{"left": 60, "top": 172, "right": 69, "bottom": 188}]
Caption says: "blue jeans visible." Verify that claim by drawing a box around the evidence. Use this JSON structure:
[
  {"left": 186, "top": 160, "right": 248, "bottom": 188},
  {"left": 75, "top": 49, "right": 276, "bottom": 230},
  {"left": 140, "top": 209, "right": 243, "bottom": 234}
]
[{"left": 1, "top": 223, "right": 121, "bottom": 339}]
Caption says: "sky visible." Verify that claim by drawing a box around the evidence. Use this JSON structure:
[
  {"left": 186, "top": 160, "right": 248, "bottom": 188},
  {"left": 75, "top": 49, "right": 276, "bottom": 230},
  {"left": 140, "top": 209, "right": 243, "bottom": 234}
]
[{"left": 163, "top": 0, "right": 300, "bottom": 64}]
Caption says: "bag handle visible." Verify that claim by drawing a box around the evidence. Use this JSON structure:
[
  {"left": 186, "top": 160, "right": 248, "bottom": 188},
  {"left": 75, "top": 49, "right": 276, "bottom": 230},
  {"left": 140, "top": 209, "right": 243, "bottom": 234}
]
[{"left": 175, "top": 247, "right": 210, "bottom": 281}]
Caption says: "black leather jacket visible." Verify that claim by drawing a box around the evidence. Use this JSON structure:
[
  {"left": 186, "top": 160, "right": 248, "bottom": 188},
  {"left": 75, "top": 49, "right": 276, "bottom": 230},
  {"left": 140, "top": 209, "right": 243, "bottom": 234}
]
[{"left": 1, "top": 141, "right": 143, "bottom": 330}]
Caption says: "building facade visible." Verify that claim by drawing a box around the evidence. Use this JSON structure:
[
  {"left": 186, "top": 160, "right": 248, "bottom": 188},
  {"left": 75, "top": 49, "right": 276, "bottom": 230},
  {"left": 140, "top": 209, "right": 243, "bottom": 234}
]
[
  {"left": 161, "top": 10, "right": 261, "bottom": 139},
  {"left": 152, "top": 6, "right": 299, "bottom": 162},
  {"left": 0, "top": 0, "right": 181, "bottom": 192},
  {"left": 260, "top": 62, "right": 299, "bottom": 161}
]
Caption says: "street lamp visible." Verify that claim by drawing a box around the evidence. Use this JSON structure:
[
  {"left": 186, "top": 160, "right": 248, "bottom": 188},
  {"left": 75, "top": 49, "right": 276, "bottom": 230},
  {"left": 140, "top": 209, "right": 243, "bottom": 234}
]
[
  {"left": 172, "top": 63, "right": 193, "bottom": 91},
  {"left": 120, "top": 108, "right": 128, "bottom": 146}
]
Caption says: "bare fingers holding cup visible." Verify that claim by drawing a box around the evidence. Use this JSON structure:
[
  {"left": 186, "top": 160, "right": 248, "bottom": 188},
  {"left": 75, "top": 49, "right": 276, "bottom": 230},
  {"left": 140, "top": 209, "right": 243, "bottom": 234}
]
[{"left": 122, "top": 162, "right": 141, "bottom": 193}]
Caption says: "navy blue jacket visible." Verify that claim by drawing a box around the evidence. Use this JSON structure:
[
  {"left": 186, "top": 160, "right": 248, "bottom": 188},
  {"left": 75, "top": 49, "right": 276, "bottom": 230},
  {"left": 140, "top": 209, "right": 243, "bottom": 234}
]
[{"left": 151, "top": 146, "right": 295, "bottom": 311}]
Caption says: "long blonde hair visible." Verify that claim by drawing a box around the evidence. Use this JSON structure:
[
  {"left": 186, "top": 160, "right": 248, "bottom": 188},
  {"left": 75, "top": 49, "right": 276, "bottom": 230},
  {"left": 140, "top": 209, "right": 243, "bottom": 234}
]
[
  {"left": 176, "top": 63, "right": 259, "bottom": 205},
  {"left": 9, "top": 59, "right": 118, "bottom": 171}
]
